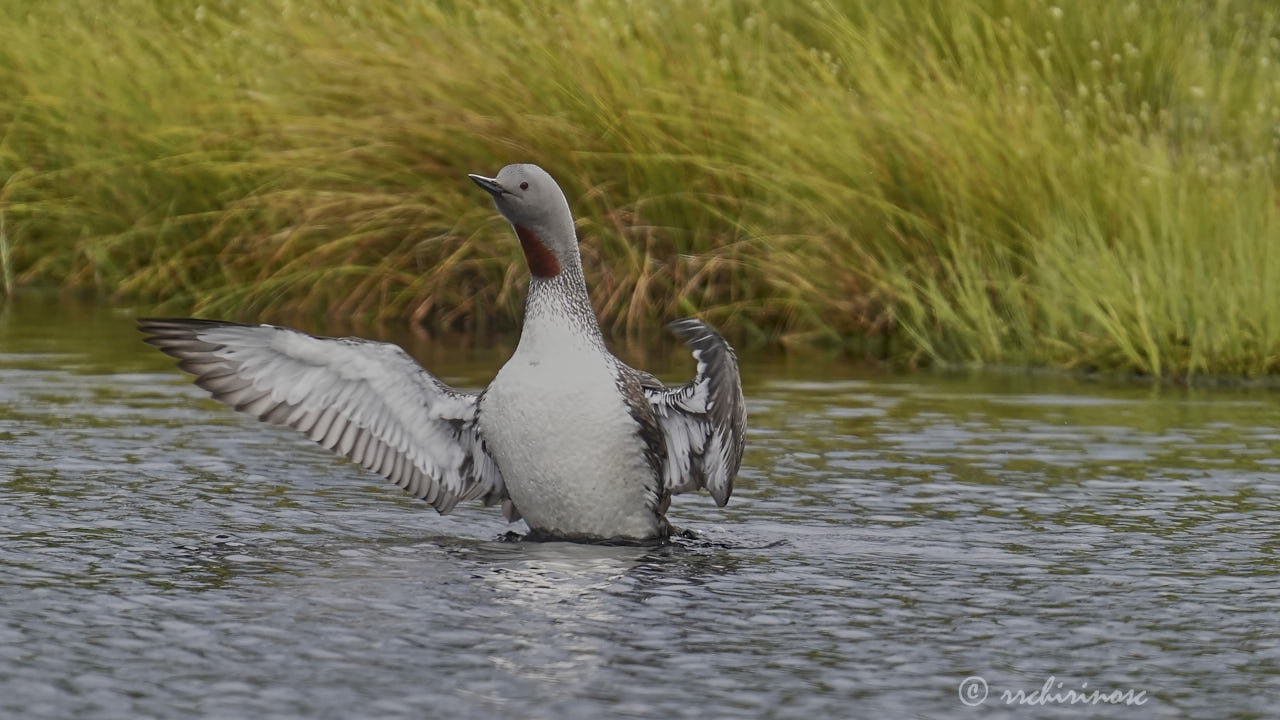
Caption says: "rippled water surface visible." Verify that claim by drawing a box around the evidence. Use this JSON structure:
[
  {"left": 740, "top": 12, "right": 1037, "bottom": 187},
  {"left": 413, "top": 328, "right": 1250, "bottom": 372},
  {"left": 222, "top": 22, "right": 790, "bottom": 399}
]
[{"left": 3, "top": 302, "right": 1279, "bottom": 718}]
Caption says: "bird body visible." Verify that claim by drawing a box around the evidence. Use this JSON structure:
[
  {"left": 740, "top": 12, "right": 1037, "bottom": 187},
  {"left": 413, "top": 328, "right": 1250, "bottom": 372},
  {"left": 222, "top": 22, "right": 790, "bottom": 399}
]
[{"left": 142, "top": 164, "right": 745, "bottom": 542}]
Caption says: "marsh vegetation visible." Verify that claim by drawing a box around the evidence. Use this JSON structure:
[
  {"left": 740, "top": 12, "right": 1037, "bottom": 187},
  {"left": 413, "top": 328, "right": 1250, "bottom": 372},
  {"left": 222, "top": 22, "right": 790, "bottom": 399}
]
[{"left": 2, "top": 0, "right": 1278, "bottom": 377}]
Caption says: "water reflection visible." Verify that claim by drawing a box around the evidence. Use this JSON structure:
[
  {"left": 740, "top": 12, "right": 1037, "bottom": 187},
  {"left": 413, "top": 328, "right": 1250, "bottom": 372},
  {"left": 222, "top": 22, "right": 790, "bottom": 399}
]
[{"left": 473, "top": 543, "right": 646, "bottom": 692}]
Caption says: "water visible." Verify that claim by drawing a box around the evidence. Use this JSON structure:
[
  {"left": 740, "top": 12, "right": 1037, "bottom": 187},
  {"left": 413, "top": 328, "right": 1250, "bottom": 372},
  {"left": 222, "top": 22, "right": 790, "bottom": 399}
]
[{"left": 2, "top": 301, "right": 1279, "bottom": 718}]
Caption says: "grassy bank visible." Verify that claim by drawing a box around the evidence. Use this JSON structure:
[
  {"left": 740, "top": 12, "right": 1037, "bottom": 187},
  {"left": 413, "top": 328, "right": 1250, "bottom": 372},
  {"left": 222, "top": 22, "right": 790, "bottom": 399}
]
[{"left": 2, "top": 0, "right": 1279, "bottom": 377}]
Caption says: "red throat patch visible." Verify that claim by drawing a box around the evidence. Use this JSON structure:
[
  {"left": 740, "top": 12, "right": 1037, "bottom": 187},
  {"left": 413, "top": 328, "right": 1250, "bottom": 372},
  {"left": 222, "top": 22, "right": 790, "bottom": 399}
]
[{"left": 515, "top": 225, "right": 561, "bottom": 278}]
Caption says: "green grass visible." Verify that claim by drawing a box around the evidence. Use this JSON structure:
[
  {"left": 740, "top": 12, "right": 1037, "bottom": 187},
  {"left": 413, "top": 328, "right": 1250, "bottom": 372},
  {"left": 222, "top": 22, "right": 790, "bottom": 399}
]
[{"left": 3, "top": 0, "right": 1279, "bottom": 377}]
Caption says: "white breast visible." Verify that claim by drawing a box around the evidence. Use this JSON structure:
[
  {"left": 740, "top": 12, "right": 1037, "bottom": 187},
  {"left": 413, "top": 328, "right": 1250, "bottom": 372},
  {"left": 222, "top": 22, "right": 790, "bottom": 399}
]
[{"left": 478, "top": 317, "right": 659, "bottom": 540}]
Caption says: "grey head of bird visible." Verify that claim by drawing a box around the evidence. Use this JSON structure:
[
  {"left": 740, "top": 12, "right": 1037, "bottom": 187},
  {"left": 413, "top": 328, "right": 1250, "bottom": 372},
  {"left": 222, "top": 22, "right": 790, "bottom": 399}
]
[{"left": 469, "top": 163, "right": 578, "bottom": 279}]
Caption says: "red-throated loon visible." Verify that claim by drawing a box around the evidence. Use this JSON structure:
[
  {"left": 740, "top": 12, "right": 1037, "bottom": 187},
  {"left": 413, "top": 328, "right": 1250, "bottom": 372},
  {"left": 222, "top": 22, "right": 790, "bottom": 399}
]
[{"left": 140, "top": 164, "right": 746, "bottom": 542}]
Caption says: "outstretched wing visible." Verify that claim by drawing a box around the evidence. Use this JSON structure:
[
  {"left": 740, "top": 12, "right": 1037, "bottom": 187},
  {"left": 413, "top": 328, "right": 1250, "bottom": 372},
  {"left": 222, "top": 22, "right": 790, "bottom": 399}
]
[
  {"left": 139, "top": 318, "right": 505, "bottom": 514},
  {"left": 643, "top": 318, "right": 746, "bottom": 506}
]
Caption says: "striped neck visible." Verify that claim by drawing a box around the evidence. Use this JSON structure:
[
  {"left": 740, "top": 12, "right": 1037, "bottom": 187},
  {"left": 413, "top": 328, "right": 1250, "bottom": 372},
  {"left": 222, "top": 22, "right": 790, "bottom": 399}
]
[{"left": 519, "top": 264, "right": 604, "bottom": 353}]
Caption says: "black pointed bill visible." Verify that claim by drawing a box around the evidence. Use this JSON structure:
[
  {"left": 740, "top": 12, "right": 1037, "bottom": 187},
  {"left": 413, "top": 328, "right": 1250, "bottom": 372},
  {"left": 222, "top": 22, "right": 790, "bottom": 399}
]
[{"left": 468, "top": 174, "right": 507, "bottom": 196}]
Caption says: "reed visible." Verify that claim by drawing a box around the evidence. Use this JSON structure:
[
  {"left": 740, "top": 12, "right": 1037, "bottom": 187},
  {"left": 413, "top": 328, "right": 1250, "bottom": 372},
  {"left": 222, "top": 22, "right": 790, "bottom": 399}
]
[{"left": 3, "top": 0, "right": 1278, "bottom": 377}]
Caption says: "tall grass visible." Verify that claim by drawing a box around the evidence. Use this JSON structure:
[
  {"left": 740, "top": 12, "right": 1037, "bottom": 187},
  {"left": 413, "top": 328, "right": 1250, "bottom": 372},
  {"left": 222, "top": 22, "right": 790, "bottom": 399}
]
[{"left": 2, "top": 0, "right": 1279, "bottom": 377}]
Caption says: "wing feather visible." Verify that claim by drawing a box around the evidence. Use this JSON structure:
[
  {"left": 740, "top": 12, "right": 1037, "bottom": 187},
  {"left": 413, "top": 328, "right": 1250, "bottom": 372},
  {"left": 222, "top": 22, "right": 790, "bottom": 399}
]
[
  {"left": 643, "top": 318, "right": 747, "bottom": 506},
  {"left": 139, "top": 318, "right": 506, "bottom": 515}
]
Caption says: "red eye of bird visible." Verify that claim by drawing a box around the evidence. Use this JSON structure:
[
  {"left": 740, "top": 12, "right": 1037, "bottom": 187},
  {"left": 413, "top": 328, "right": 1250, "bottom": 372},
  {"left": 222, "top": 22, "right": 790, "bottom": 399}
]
[{"left": 520, "top": 182, "right": 529, "bottom": 190}]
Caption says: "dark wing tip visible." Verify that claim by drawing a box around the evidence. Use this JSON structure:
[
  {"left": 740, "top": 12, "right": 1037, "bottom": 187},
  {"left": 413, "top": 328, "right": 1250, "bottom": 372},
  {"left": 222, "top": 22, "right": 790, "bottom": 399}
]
[
  {"left": 666, "top": 318, "right": 735, "bottom": 362},
  {"left": 667, "top": 317, "right": 738, "bottom": 370},
  {"left": 139, "top": 318, "right": 246, "bottom": 359},
  {"left": 665, "top": 317, "right": 718, "bottom": 340},
  {"left": 138, "top": 317, "right": 254, "bottom": 333},
  {"left": 711, "top": 485, "right": 732, "bottom": 507}
]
